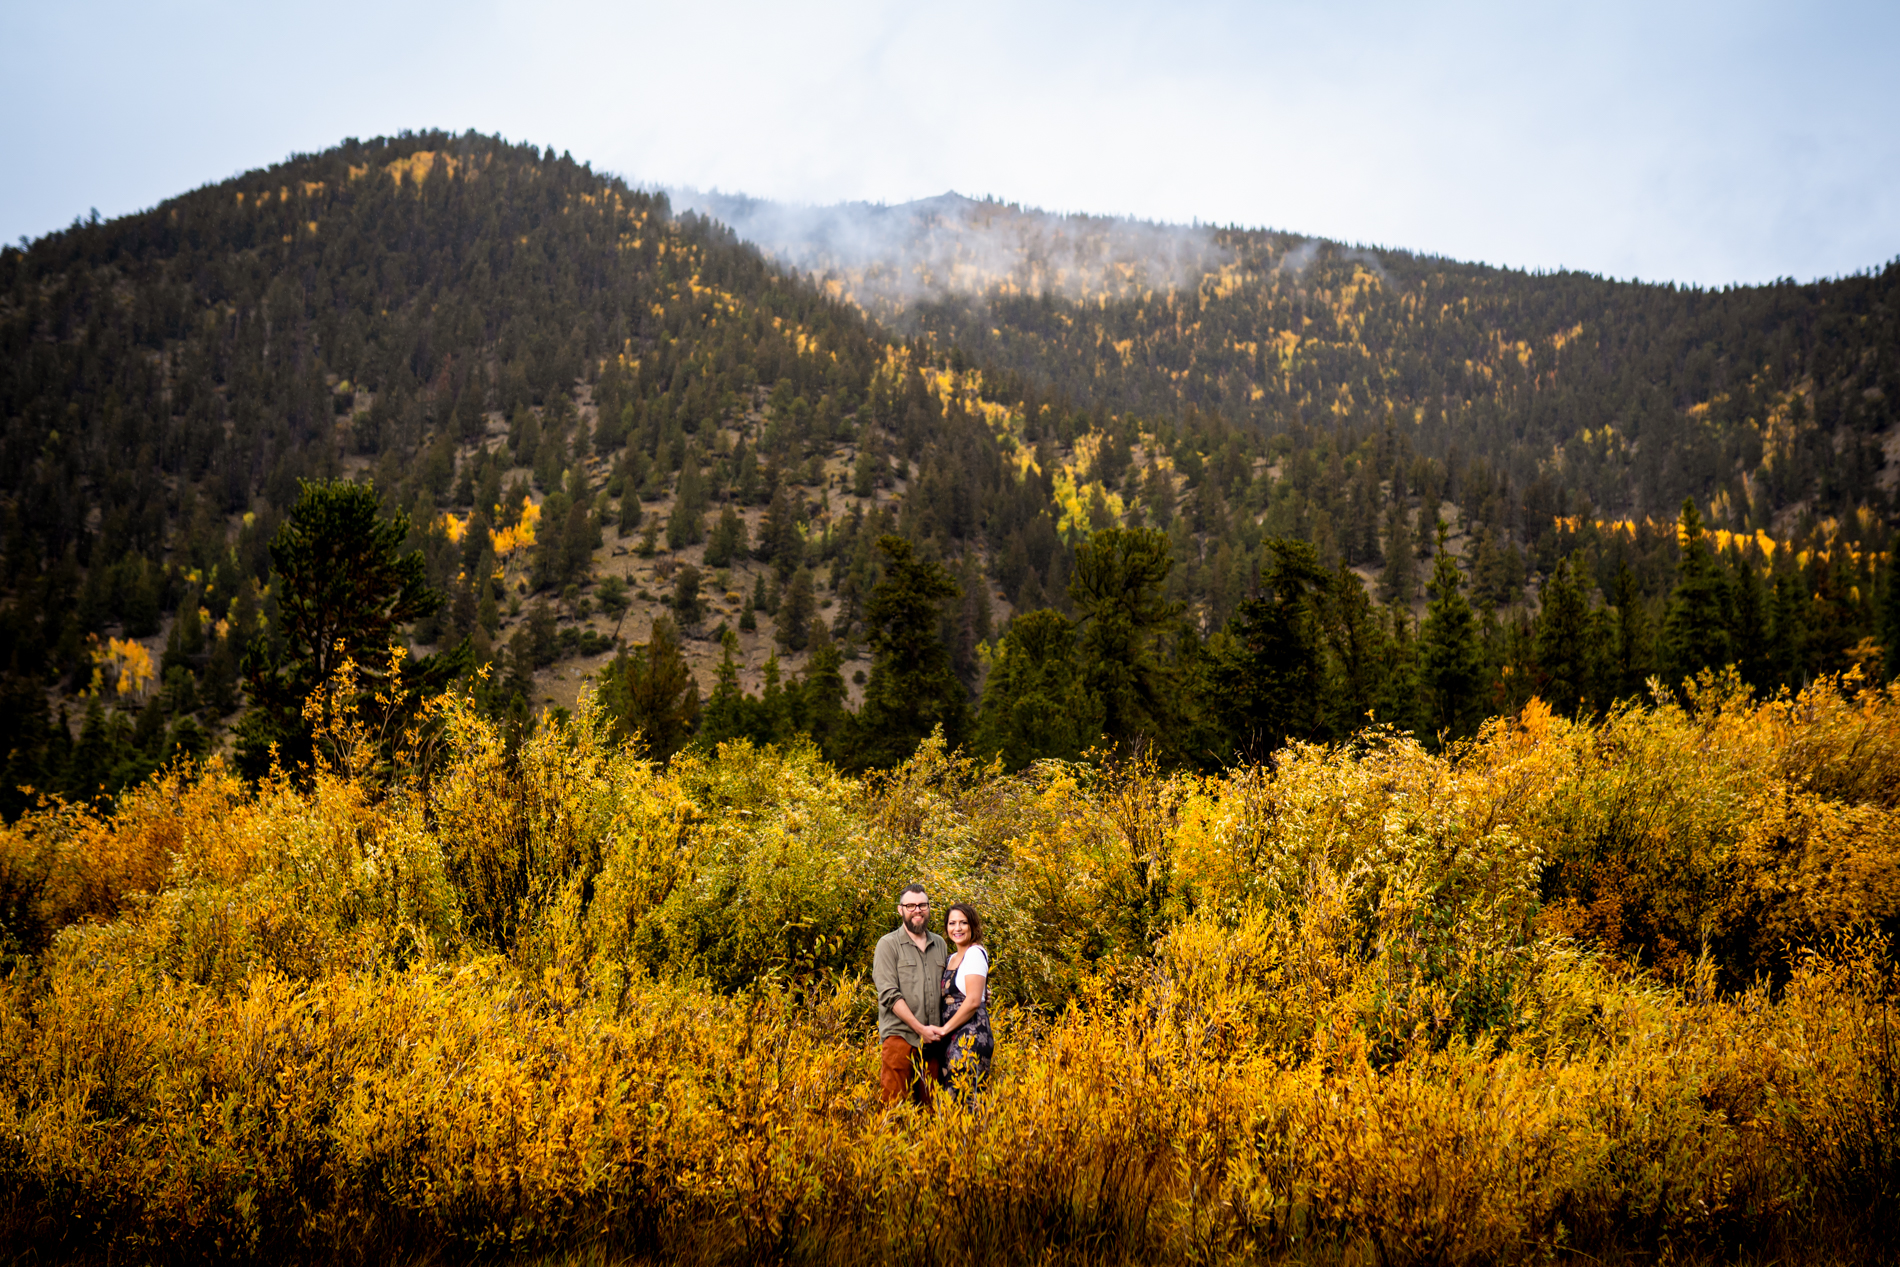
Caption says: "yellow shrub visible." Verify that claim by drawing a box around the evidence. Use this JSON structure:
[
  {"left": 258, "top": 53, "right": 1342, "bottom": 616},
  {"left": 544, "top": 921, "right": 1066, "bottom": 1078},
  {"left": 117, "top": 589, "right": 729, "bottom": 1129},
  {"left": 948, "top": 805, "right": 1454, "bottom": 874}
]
[{"left": 5, "top": 677, "right": 1900, "bottom": 1262}]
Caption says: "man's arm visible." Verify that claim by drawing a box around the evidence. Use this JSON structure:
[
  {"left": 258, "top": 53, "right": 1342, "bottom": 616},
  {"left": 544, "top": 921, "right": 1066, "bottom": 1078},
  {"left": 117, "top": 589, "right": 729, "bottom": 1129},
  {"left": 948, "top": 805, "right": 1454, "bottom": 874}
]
[{"left": 873, "top": 935, "right": 900, "bottom": 1008}]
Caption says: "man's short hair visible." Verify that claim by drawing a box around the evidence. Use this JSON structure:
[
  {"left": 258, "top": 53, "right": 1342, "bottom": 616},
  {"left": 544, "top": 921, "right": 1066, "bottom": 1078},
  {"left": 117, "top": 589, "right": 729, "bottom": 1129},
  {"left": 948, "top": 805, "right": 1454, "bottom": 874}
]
[{"left": 898, "top": 883, "right": 927, "bottom": 901}]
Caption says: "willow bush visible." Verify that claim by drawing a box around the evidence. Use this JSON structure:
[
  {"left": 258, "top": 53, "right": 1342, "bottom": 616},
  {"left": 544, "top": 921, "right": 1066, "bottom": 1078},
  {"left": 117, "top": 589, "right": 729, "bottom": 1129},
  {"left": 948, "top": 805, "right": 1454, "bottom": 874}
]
[{"left": 3, "top": 671, "right": 1899, "bottom": 1263}]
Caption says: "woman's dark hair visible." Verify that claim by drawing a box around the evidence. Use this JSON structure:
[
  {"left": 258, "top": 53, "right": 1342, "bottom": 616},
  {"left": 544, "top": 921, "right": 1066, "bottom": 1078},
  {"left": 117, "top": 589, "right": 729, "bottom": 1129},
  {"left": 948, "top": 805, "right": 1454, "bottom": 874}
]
[{"left": 945, "top": 902, "right": 984, "bottom": 946}]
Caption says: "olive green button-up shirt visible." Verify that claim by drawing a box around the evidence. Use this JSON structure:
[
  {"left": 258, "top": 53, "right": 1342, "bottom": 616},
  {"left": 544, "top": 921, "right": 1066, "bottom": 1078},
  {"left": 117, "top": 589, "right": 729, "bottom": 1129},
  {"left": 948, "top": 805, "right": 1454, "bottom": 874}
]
[{"left": 873, "top": 926, "right": 946, "bottom": 1047}]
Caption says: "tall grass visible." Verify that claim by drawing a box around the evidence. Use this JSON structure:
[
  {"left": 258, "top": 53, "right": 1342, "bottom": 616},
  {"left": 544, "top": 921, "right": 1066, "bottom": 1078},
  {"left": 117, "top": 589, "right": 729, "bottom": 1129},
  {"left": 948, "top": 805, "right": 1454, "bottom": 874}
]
[{"left": 3, "top": 670, "right": 1898, "bottom": 1263}]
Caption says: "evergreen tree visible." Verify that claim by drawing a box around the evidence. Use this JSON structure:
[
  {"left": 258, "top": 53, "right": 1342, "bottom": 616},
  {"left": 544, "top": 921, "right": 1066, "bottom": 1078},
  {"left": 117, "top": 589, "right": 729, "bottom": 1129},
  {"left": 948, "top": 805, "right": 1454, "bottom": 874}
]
[
  {"left": 756, "top": 487, "right": 802, "bottom": 578},
  {"left": 598, "top": 615, "right": 700, "bottom": 760},
  {"left": 66, "top": 697, "right": 115, "bottom": 801},
  {"left": 1729, "top": 552, "right": 1770, "bottom": 690},
  {"left": 265, "top": 479, "right": 440, "bottom": 687},
  {"left": 1533, "top": 558, "right": 1592, "bottom": 715},
  {"left": 704, "top": 504, "right": 749, "bottom": 568},
  {"left": 1420, "top": 523, "right": 1485, "bottom": 742},
  {"left": 1378, "top": 501, "right": 1416, "bottom": 605},
  {"left": 665, "top": 473, "right": 705, "bottom": 551},
  {"left": 849, "top": 536, "right": 968, "bottom": 768},
  {"left": 777, "top": 566, "right": 815, "bottom": 651},
  {"left": 756, "top": 654, "right": 791, "bottom": 745},
  {"left": 788, "top": 622, "right": 849, "bottom": 760},
  {"left": 955, "top": 552, "right": 993, "bottom": 687},
  {"left": 1068, "top": 526, "right": 1180, "bottom": 754},
  {"left": 597, "top": 575, "right": 631, "bottom": 640},
  {"left": 699, "top": 629, "right": 748, "bottom": 745},
  {"left": 972, "top": 610, "right": 1101, "bottom": 770},
  {"left": 671, "top": 565, "right": 703, "bottom": 630},
  {"left": 1768, "top": 568, "right": 1808, "bottom": 689},
  {"left": 1211, "top": 538, "right": 1329, "bottom": 757},
  {"left": 1609, "top": 559, "right": 1655, "bottom": 701},
  {"left": 235, "top": 479, "right": 450, "bottom": 777},
  {"left": 1317, "top": 563, "right": 1393, "bottom": 735},
  {"left": 1662, "top": 498, "right": 1731, "bottom": 688},
  {"left": 1375, "top": 605, "right": 1424, "bottom": 735},
  {"left": 1805, "top": 549, "right": 1865, "bottom": 679}
]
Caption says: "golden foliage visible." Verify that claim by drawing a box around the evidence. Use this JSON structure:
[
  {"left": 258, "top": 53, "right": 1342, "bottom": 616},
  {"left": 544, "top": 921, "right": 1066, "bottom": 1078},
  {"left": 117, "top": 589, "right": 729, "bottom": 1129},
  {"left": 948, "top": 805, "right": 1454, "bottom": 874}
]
[
  {"left": 90, "top": 634, "right": 156, "bottom": 699},
  {"left": 4, "top": 676, "right": 1900, "bottom": 1262}
]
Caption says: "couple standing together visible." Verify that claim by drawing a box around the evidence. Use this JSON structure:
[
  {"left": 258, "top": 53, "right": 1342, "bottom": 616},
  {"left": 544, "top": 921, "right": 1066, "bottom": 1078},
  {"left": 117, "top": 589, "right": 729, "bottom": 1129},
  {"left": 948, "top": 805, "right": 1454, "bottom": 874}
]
[{"left": 872, "top": 884, "right": 994, "bottom": 1107}]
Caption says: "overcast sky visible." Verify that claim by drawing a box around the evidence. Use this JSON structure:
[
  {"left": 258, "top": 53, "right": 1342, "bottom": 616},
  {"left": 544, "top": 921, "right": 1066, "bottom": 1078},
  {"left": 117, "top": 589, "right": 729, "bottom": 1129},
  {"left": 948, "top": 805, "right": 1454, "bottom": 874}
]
[{"left": 4, "top": 0, "right": 1895, "bottom": 286}]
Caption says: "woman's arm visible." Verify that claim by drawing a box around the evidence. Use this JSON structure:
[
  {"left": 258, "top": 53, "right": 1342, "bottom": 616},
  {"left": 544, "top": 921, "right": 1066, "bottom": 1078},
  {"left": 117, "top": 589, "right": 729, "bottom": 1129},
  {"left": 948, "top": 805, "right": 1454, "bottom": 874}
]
[
  {"left": 941, "top": 973, "right": 986, "bottom": 1033},
  {"left": 893, "top": 998, "right": 943, "bottom": 1043}
]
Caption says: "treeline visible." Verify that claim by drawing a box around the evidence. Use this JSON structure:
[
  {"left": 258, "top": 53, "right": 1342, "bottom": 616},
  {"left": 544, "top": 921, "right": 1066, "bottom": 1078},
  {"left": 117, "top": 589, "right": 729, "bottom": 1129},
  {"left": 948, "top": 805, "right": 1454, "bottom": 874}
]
[{"left": 614, "top": 504, "right": 1900, "bottom": 773}]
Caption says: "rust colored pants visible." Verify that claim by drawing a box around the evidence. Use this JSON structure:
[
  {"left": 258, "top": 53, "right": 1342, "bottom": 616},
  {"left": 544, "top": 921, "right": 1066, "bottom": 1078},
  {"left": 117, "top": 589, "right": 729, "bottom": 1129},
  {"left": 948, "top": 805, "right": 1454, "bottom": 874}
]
[{"left": 879, "top": 1036, "right": 939, "bottom": 1108}]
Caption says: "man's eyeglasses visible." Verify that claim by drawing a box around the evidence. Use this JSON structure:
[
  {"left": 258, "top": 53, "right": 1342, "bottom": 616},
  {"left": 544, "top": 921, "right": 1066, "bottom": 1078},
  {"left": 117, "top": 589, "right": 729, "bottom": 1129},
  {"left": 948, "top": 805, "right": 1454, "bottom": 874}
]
[{"left": 899, "top": 901, "right": 930, "bottom": 912}]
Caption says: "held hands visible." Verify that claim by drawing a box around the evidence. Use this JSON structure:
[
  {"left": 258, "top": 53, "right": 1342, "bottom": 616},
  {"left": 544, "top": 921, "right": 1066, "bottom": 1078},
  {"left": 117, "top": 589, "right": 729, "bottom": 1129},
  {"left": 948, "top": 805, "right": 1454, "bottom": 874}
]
[{"left": 917, "top": 1024, "right": 946, "bottom": 1042}]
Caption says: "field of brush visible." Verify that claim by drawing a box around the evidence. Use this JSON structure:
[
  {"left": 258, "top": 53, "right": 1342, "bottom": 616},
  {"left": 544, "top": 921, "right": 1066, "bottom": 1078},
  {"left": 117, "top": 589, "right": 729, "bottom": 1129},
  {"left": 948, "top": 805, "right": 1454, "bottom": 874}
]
[{"left": 4, "top": 674, "right": 1899, "bottom": 1264}]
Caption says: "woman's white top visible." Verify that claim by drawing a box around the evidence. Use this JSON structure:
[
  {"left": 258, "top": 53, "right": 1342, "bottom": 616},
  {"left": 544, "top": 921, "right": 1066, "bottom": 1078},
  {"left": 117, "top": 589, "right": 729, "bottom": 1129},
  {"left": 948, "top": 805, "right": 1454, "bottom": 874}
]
[{"left": 954, "top": 945, "right": 989, "bottom": 1001}]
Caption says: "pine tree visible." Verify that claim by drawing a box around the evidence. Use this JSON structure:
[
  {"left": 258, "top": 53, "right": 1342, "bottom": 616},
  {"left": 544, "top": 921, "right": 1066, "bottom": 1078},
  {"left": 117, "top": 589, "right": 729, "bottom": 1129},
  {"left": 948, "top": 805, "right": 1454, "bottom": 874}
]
[
  {"left": 955, "top": 552, "right": 993, "bottom": 688},
  {"left": 1375, "top": 605, "right": 1423, "bottom": 735},
  {"left": 1069, "top": 526, "right": 1181, "bottom": 754},
  {"left": 1211, "top": 539, "right": 1329, "bottom": 757},
  {"left": 1662, "top": 498, "right": 1731, "bottom": 688},
  {"left": 1768, "top": 568, "right": 1807, "bottom": 689},
  {"left": 671, "top": 564, "right": 703, "bottom": 629},
  {"left": 235, "top": 478, "right": 451, "bottom": 777},
  {"left": 756, "top": 487, "right": 802, "bottom": 579},
  {"left": 599, "top": 615, "right": 700, "bottom": 760},
  {"left": 265, "top": 479, "right": 440, "bottom": 686},
  {"left": 666, "top": 463, "right": 705, "bottom": 550},
  {"left": 1420, "top": 523, "right": 1484, "bottom": 742},
  {"left": 849, "top": 536, "right": 968, "bottom": 768},
  {"left": 561, "top": 481, "right": 600, "bottom": 582},
  {"left": 1318, "top": 563, "right": 1392, "bottom": 735},
  {"left": 788, "top": 622, "right": 848, "bottom": 760},
  {"left": 1609, "top": 559, "right": 1654, "bottom": 701},
  {"left": 704, "top": 504, "right": 749, "bottom": 568},
  {"left": 777, "top": 566, "right": 815, "bottom": 651},
  {"left": 1729, "top": 552, "right": 1770, "bottom": 690},
  {"left": 1533, "top": 557, "right": 1592, "bottom": 715},
  {"left": 757, "top": 654, "right": 790, "bottom": 744},
  {"left": 1378, "top": 501, "right": 1415, "bottom": 605},
  {"left": 972, "top": 609, "right": 1101, "bottom": 769},
  {"left": 1141, "top": 463, "right": 1176, "bottom": 528},
  {"left": 699, "top": 629, "right": 748, "bottom": 745}
]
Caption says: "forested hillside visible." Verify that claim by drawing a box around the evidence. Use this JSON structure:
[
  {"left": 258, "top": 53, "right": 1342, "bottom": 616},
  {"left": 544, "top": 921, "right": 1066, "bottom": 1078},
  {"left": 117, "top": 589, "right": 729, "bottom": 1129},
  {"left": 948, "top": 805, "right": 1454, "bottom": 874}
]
[{"left": 3, "top": 131, "right": 1898, "bottom": 813}]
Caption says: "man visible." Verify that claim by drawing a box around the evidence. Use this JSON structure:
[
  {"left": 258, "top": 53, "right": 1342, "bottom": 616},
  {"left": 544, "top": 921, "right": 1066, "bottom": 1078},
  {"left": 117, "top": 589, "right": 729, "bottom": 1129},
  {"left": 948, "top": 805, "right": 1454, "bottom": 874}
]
[{"left": 872, "top": 883, "right": 947, "bottom": 1107}]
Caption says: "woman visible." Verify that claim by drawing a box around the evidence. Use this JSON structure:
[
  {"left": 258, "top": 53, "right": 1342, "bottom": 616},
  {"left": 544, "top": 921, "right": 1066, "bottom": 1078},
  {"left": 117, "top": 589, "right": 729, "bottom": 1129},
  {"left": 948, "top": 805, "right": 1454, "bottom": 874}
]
[{"left": 934, "top": 902, "right": 993, "bottom": 1103}]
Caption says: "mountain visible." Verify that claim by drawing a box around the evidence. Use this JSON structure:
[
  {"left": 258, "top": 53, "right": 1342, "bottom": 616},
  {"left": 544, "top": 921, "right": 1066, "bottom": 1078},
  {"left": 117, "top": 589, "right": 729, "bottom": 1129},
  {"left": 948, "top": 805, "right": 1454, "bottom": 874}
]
[
  {"left": 683, "top": 185, "right": 1900, "bottom": 531},
  {"left": 3, "top": 131, "right": 1896, "bottom": 810}
]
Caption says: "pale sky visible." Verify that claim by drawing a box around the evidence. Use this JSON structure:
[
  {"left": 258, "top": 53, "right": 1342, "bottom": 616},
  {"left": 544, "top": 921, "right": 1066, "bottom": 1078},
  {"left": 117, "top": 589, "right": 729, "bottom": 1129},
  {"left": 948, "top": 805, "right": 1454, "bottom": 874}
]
[{"left": 4, "top": 0, "right": 1895, "bottom": 286}]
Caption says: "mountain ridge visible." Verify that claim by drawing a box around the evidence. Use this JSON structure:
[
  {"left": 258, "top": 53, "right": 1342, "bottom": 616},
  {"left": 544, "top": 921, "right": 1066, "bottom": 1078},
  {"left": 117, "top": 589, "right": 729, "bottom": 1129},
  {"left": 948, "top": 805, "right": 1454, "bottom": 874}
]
[{"left": 2, "top": 130, "right": 1895, "bottom": 809}]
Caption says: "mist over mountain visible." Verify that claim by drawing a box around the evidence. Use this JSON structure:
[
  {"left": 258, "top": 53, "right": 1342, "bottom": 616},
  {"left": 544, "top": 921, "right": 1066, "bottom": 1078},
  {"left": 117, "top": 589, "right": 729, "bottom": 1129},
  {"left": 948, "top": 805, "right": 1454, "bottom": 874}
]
[{"left": 669, "top": 187, "right": 1234, "bottom": 317}]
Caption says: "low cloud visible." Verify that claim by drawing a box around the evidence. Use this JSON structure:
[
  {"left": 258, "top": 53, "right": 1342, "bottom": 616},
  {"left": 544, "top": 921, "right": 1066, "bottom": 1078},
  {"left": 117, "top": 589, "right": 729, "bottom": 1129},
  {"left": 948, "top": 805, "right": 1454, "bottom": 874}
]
[{"left": 669, "top": 188, "right": 1234, "bottom": 316}]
